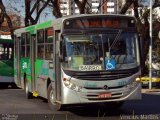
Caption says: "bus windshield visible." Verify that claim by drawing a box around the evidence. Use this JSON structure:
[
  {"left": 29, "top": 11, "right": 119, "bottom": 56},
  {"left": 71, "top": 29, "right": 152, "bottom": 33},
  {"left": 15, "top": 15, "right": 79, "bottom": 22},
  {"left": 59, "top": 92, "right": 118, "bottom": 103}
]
[{"left": 62, "top": 31, "right": 139, "bottom": 71}]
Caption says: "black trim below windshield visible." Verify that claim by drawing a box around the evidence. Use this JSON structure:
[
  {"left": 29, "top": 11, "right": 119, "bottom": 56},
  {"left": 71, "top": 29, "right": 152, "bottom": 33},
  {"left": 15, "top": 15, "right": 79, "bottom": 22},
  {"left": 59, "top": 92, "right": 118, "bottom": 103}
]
[{"left": 63, "top": 66, "right": 140, "bottom": 81}]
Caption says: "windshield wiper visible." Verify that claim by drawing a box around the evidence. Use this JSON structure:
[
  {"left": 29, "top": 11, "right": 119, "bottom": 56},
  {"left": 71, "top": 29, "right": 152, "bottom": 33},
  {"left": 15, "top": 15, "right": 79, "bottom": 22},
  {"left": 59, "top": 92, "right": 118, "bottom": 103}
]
[{"left": 109, "top": 29, "right": 122, "bottom": 52}]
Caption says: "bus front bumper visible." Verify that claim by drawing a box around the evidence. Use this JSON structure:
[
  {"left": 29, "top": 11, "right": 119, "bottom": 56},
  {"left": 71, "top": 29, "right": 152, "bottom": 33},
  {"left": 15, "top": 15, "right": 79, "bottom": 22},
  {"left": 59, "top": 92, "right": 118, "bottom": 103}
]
[{"left": 61, "top": 82, "right": 141, "bottom": 104}]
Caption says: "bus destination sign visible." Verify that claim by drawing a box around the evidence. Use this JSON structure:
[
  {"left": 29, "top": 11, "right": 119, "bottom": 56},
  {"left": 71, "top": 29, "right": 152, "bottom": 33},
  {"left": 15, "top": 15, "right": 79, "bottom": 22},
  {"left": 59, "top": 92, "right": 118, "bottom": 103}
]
[
  {"left": 75, "top": 19, "right": 120, "bottom": 28},
  {"left": 64, "top": 16, "right": 135, "bottom": 29}
]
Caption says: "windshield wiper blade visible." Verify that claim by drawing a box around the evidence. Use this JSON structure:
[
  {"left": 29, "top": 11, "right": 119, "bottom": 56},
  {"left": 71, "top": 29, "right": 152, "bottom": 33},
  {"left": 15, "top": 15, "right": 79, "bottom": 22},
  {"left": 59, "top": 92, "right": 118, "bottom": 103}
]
[{"left": 109, "top": 29, "right": 122, "bottom": 51}]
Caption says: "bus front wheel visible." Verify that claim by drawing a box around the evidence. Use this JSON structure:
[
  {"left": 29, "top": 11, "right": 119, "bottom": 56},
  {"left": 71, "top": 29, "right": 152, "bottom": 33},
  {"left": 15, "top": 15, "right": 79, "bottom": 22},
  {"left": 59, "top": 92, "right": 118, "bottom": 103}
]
[{"left": 47, "top": 83, "right": 62, "bottom": 111}]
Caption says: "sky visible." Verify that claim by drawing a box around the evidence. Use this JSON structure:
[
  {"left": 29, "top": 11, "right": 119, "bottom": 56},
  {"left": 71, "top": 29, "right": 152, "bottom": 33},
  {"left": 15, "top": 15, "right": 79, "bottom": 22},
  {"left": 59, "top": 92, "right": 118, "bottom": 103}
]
[{"left": 3, "top": 0, "right": 55, "bottom": 24}]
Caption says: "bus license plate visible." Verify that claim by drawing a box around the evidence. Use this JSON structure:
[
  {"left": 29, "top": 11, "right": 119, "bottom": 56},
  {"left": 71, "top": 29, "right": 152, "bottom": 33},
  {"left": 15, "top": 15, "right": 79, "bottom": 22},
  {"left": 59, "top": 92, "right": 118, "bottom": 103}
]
[{"left": 98, "top": 93, "right": 112, "bottom": 98}]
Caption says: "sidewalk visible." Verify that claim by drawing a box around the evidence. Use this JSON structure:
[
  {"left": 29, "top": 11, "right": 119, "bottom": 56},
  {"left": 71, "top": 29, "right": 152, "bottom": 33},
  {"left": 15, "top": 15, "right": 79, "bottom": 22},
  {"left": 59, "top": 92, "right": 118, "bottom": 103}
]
[{"left": 142, "top": 88, "right": 160, "bottom": 93}]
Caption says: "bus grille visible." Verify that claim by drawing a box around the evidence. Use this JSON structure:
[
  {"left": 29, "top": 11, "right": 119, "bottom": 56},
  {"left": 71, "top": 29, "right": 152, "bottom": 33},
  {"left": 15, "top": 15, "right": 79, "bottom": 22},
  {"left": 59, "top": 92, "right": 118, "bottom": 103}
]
[{"left": 74, "top": 74, "right": 130, "bottom": 80}]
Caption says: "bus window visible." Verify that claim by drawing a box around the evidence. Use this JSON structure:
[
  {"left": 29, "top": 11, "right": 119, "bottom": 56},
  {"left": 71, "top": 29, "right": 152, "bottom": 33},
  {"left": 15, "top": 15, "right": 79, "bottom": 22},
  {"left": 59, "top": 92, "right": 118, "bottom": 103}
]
[
  {"left": 21, "top": 33, "right": 25, "bottom": 57},
  {"left": 45, "top": 44, "right": 53, "bottom": 59},
  {"left": 26, "top": 46, "right": 30, "bottom": 57},
  {"left": 37, "top": 30, "right": 44, "bottom": 43},
  {"left": 21, "top": 34, "right": 25, "bottom": 45},
  {"left": 0, "top": 44, "right": 4, "bottom": 59},
  {"left": 26, "top": 33, "right": 30, "bottom": 44},
  {"left": 37, "top": 45, "right": 44, "bottom": 59},
  {"left": 0, "top": 44, "right": 13, "bottom": 60},
  {"left": 44, "top": 28, "right": 54, "bottom": 60},
  {"left": 26, "top": 33, "right": 30, "bottom": 58},
  {"left": 21, "top": 46, "right": 25, "bottom": 57},
  {"left": 37, "top": 29, "right": 45, "bottom": 59},
  {"left": 45, "top": 28, "right": 53, "bottom": 43}
]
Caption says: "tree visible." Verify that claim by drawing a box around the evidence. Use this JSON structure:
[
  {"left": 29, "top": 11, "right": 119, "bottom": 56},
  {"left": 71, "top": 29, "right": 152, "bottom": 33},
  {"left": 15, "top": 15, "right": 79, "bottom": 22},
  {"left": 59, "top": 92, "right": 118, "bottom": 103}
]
[
  {"left": 49, "top": 0, "right": 88, "bottom": 18},
  {"left": 0, "top": 0, "right": 13, "bottom": 38},
  {"left": 50, "top": 0, "right": 62, "bottom": 18},
  {"left": 74, "top": 0, "right": 88, "bottom": 14},
  {"left": 119, "top": 0, "right": 160, "bottom": 75},
  {"left": 25, "top": 0, "right": 50, "bottom": 26}
]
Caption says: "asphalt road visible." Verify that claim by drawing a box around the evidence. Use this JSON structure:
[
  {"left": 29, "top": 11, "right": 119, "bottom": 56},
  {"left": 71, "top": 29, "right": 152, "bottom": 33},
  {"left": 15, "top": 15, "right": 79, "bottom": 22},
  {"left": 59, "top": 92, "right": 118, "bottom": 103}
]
[{"left": 0, "top": 87, "right": 160, "bottom": 120}]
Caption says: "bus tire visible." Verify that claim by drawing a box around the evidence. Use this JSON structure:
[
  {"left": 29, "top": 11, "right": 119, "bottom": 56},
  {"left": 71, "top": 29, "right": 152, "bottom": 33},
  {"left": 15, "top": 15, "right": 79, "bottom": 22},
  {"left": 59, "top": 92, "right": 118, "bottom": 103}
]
[
  {"left": 47, "top": 83, "right": 62, "bottom": 111},
  {"left": 11, "top": 83, "right": 18, "bottom": 89},
  {"left": 25, "top": 80, "right": 33, "bottom": 99}
]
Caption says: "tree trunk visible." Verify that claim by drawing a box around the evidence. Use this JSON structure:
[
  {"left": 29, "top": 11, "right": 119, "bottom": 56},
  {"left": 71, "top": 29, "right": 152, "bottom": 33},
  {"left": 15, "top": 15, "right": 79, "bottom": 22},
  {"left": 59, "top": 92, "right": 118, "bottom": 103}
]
[
  {"left": 51, "top": 0, "right": 62, "bottom": 18},
  {"left": 25, "top": 0, "right": 50, "bottom": 26},
  {"left": 0, "top": 0, "right": 5, "bottom": 25},
  {"left": 119, "top": 0, "right": 134, "bottom": 14},
  {"left": 25, "top": 0, "right": 31, "bottom": 26},
  {"left": 74, "top": 0, "right": 87, "bottom": 14}
]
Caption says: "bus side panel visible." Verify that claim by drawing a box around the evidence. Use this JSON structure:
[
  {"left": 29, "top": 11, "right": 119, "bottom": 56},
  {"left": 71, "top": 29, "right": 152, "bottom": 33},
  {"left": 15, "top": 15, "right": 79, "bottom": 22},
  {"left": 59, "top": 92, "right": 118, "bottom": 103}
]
[
  {"left": 35, "top": 59, "right": 47, "bottom": 98},
  {"left": 0, "top": 60, "right": 14, "bottom": 77},
  {"left": 0, "top": 38, "right": 14, "bottom": 85},
  {"left": 0, "top": 60, "right": 14, "bottom": 83},
  {"left": 34, "top": 59, "right": 54, "bottom": 98},
  {"left": 14, "top": 57, "right": 18, "bottom": 85},
  {"left": 20, "top": 57, "right": 32, "bottom": 91}
]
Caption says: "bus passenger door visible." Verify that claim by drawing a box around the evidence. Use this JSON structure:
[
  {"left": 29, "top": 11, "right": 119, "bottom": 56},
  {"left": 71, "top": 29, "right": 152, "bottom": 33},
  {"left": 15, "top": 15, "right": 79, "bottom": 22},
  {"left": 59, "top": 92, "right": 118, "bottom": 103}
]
[
  {"left": 30, "top": 35, "right": 36, "bottom": 93},
  {"left": 54, "top": 30, "right": 61, "bottom": 101}
]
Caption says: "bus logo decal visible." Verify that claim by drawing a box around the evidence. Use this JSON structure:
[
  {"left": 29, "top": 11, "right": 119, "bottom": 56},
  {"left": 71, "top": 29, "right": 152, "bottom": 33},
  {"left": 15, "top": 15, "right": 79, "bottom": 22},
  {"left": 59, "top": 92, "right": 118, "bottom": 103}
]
[
  {"left": 103, "top": 85, "right": 109, "bottom": 90},
  {"left": 22, "top": 62, "right": 27, "bottom": 69}
]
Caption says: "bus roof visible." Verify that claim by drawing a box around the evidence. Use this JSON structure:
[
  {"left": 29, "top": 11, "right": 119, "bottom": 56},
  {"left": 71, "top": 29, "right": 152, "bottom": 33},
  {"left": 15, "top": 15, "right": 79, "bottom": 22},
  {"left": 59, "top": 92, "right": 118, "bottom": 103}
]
[
  {"left": 14, "top": 14, "right": 136, "bottom": 36},
  {"left": 58, "top": 14, "right": 135, "bottom": 20}
]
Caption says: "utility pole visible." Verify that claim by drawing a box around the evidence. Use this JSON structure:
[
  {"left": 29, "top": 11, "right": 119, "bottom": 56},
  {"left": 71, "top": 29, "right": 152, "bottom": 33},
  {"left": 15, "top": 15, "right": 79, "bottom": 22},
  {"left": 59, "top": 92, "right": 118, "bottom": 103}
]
[{"left": 149, "top": 0, "right": 153, "bottom": 89}]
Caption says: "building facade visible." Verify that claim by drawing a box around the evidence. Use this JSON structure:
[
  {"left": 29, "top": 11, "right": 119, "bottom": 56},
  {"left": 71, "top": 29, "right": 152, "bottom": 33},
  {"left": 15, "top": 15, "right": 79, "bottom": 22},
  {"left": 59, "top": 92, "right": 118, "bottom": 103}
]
[{"left": 59, "top": 0, "right": 122, "bottom": 16}]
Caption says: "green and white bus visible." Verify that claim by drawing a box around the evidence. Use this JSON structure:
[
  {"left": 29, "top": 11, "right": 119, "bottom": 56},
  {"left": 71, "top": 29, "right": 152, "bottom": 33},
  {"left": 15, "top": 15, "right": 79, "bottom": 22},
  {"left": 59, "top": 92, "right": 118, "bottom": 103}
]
[
  {"left": 14, "top": 14, "right": 142, "bottom": 110},
  {"left": 0, "top": 38, "right": 14, "bottom": 88}
]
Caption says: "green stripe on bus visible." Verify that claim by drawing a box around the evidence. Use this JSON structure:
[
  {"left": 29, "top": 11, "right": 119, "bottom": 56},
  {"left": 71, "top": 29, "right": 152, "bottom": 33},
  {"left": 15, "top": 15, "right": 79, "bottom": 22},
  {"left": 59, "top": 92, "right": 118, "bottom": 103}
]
[
  {"left": 36, "top": 20, "right": 52, "bottom": 30},
  {"left": 25, "top": 21, "right": 52, "bottom": 34},
  {"left": 35, "top": 59, "right": 43, "bottom": 77},
  {"left": 25, "top": 26, "right": 35, "bottom": 34}
]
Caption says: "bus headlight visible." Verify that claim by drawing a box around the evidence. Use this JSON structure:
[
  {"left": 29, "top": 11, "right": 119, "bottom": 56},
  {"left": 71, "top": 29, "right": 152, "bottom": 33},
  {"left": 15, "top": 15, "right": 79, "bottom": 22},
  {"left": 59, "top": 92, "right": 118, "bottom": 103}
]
[
  {"left": 135, "top": 77, "right": 141, "bottom": 82},
  {"left": 126, "top": 76, "right": 141, "bottom": 89},
  {"left": 63, "top": 78, "right": 82, "bottom": 92},
  {"left": 127, "top": 80, "right": 138, "bottom": 89}
]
